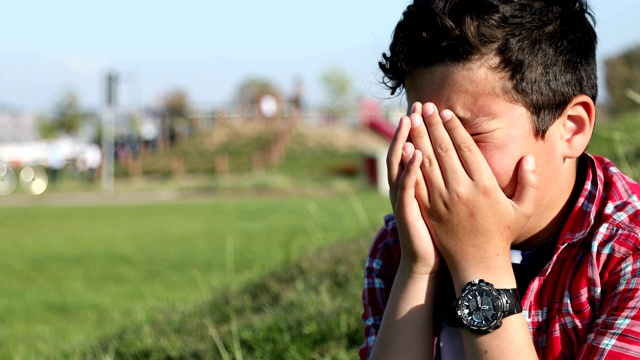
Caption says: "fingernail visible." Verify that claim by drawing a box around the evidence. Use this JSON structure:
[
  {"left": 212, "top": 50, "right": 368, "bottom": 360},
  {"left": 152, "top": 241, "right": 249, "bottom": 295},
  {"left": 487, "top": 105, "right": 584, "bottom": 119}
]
[
  {"left": 524, "top": 156, "right": 536, "bottom": 171},
  {"left": 440, "top": 110, "right": 453, "bottom": 122},
  {"left": 403, "top": 143, "right": 413, "bottom": 155},
  {"left": 410, "top": 114, "right": 421, "bottom": 128},
  {"left": 424, "top": 103, "right": 435, "bottom": 116}
]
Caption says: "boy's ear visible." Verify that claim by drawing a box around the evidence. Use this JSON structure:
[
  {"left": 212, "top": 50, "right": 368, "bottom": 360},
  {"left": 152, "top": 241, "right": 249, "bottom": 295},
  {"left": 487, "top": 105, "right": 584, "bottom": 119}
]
[{"left": 560, "top": 94, "right": 595, "bottom": 159}]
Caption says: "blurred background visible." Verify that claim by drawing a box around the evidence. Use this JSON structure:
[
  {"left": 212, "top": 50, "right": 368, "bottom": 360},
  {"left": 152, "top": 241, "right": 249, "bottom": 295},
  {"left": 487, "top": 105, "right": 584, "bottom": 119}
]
[{"left": 1, "top": 1, "right": 639, "bottom": 359}]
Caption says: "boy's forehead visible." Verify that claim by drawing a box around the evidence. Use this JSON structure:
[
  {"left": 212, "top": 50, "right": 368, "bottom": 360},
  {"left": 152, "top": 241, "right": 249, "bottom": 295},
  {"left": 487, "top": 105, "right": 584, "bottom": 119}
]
[
  {"left": 404, "top": 61, "right": 530, "bottom": 123},
  {"left": 406, "top": 62, "right": 503, "bottom": 99}
]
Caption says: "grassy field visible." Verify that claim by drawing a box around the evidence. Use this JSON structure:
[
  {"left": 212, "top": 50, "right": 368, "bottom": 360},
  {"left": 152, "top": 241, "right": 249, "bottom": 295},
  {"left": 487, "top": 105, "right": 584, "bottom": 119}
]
[
  {"left": 70, "top": 227, "right": 375, "bottom": 359},
  {"left": 0, "top": 191, "right": 390, "bottom": 359},
  {"left": 588, "top": 109, "right": 640, "bottom": 180},
  {"left": 3, "top": 110, "right": 639, "bottom": 359}
]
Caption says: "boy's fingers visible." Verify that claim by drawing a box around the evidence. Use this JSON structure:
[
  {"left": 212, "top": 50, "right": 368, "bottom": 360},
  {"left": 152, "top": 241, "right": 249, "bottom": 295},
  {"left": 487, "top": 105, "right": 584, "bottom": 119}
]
[
  {"left": 439, "top": 109, "right": 488, "bottom": 181},
  {"left": 401, "top": 142, "right": 415, "bottom": 166},
  {"left": 402, "top": 142, "right": 430, "bottom": 209},
  {"left": 511, "top": 155, "right": 539, "bottom": 218},
  {"left": 422, "top": 108, "right": 467, "bottom": 186},
  {"left": 398, "top": 143, "right": 416, "bottom": 210},
  {"left": 387, "top": 116, "right": 412, "bottom": 208},
  {"left": 387, "top": 116, "right": 411, "bottom": 186},
  {"left": 410, "top": 102, "right": 422, "bottom": 116},
  {"left": 409, "top": 103, "right": 443, "bottom": 191},
  {"left": 399, "top": 149, "right": 423, "bottom": 201},
  {"left": 387, "top": 117, "right": 410, "bottom": 187}
]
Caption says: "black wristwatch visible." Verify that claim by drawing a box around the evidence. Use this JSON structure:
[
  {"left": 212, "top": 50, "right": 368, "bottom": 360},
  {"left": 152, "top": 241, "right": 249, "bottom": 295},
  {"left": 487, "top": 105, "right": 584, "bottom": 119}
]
[{"left": 448, "top": 279, "right": 522, "bottom": 334}]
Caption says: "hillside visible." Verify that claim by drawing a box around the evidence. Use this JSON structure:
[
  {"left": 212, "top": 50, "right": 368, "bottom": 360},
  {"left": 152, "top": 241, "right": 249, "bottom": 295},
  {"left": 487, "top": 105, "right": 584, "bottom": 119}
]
[{"left": 136, "top": 121, "right": 390, "bottom": 178}]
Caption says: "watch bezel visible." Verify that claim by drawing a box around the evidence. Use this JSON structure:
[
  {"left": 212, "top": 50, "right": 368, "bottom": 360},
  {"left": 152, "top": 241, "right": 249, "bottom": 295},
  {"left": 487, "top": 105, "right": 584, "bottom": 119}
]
[{"left": 455, "top": 279, "right": 506, "bottom": 333}]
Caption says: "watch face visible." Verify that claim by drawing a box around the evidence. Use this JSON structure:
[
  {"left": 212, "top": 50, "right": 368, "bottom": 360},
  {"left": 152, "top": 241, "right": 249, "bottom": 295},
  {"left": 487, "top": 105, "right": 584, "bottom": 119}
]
[{"left": 456, "top": 284, "right": 504, "bottom": 331}]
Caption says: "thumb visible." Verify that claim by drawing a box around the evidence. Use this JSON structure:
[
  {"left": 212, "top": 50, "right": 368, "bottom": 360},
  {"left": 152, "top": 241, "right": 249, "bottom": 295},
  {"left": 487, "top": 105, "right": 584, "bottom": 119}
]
[{"left": 511, "top": 155, "right": 539, "bottom": 216}]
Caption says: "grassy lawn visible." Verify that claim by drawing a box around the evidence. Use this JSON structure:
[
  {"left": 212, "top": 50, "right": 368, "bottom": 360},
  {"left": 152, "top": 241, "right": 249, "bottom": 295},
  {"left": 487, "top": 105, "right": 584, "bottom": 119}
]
[
  {"left": 3, "top": 110, "right": 639, "bottom": 359},
  {"left": 0, "top": 191, "right": 390, "bottom": 359},
  {"left": 71, "top": 230, "right": 376, "bottom": 359},
  {"left": 588, "top": 109, "right": 640, "bottom": 180}
]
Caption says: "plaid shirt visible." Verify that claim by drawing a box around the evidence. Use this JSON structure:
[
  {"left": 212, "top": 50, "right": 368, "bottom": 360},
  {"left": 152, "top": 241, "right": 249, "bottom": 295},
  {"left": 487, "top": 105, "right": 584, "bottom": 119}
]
[{"left": 360, "top": 154, "right": 640, "bottom": 359}]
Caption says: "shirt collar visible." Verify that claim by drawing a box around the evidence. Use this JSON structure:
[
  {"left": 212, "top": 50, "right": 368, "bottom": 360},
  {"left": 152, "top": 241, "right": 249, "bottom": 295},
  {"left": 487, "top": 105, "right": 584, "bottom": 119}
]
[{"left": 556, "top": 153, "right": 602, "bottom": 247}]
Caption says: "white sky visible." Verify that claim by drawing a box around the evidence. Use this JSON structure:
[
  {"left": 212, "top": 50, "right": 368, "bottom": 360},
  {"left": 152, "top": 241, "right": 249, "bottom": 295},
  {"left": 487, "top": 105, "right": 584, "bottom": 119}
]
[{"left": 0, "top": 0, "right": 638, "bottom": 113}]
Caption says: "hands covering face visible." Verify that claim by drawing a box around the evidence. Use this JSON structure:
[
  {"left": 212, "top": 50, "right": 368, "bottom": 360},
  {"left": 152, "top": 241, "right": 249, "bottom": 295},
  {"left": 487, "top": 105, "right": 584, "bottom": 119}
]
[
  {"left": 387, "top": 102, "right": 539, "bottom": 281},
  {"left": 387, "top": 115, "right": 440, "bottom": 276}
]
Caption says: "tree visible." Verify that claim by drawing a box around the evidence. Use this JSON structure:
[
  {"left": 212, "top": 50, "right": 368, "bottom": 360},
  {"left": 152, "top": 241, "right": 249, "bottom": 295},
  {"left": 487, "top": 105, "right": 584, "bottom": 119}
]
[
  {"left": 38, "top": 90, "right": 86, "bottom": 138},
  {"left": 163, "top": 89, "right": 190, "bottom": 120},
  {"left": 604, "top": 45, "right": 640, "bottom": 113},
  {"left": 320, "top": 67, "right": 354, "bottom": 124},
  {"left": 160, "top": 89, "right": 193, "bottom": 146},
  {"left": 236, "top": 77, "right": 282, "bottom": 120}
]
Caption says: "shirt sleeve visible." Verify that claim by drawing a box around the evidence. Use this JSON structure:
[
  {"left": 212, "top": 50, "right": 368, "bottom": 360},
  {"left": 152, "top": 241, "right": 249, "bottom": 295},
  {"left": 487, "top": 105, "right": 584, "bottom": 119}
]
[
  {"left": 359, "top": 214, "right": 402, "bottom": 360},
  {"left": 579, "top": 241, "right": 640, "bottom": 359}
]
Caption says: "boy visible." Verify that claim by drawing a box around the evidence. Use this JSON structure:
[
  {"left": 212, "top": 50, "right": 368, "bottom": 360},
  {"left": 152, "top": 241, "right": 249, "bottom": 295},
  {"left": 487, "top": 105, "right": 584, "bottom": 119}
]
[{"left": 360, "top": 0, "right": 640, "bottom": 359}]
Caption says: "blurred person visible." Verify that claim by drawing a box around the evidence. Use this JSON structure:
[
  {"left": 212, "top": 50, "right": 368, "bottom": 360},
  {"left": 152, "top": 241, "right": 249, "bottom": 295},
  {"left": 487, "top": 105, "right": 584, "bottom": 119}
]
[
  {"left": 76, "top": 144, "right": 102, "bottom": 181},
  {"left": 360, "top": 1, "right": 640, "bottom": 359},
  {"left": 48, "top": 141, "right": 66, "bottom": 187}
]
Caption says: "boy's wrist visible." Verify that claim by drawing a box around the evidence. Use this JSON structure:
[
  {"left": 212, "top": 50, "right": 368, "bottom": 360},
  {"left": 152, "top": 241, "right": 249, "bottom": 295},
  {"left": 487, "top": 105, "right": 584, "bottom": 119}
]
[
  {"left": 447, "top": 251, "right": 516, "bottom": 293},
  {"left": 397, "top": 260, "right": 441, "bottom": 281}
]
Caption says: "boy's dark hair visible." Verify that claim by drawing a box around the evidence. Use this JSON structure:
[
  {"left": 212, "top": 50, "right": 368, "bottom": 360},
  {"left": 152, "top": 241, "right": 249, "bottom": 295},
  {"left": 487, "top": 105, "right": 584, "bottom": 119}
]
[{"left": 380, "top": 0, "right": 597, "bottom": 137}]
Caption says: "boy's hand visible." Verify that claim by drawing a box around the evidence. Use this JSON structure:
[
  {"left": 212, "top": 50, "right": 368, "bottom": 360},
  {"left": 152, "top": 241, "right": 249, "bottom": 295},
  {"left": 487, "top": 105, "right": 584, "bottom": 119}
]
[
  {"left": 408, "top": 102, "right": 538, "bottom": 289},
  {"left": 387, "top": 115, "right": 440, "bottom": 276}
]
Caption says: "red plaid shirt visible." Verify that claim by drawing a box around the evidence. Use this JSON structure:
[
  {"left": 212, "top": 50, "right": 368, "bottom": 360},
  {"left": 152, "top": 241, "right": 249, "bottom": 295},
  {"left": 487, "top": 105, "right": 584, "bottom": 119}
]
[{"left": 360, "top": 154, "right": 640, "bottom": 359}]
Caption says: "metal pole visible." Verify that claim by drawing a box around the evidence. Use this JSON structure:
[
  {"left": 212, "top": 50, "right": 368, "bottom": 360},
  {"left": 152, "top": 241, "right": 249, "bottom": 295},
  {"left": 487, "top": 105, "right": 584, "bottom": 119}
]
[{"left": 101, "top": 72, "right": 117, "bottom": 194}]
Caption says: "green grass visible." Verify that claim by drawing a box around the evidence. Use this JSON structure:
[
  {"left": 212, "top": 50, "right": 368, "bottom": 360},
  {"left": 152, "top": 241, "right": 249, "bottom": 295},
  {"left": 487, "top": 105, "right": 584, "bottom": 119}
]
[
  {"left": 70, "top": 234, "right": 373, "bottom": 359},
  {"left": 0, "top": 191, "right": 390, "bottom": 359},
  {"left": 4, "top": 110, "right": 640, "bottom": 359},
  {"left": 588, "top": 109, "right": 640, "bottom": 180}
]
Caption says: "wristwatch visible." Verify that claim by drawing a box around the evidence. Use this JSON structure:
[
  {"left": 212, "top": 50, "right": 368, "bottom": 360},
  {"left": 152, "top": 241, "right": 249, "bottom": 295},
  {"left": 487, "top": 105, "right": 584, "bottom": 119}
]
[{"left": 448, "top": 279, "right": 522, "bottom": 334}]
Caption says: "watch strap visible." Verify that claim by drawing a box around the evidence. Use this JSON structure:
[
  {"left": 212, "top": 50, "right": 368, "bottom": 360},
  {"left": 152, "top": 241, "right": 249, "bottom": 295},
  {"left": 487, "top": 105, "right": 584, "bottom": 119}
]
[
  {"left": 499, "top": 288, "right": 522, "bottom": 316},
  {"left": 446, "top": 298, "right": 463, "bottom": 327}
]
